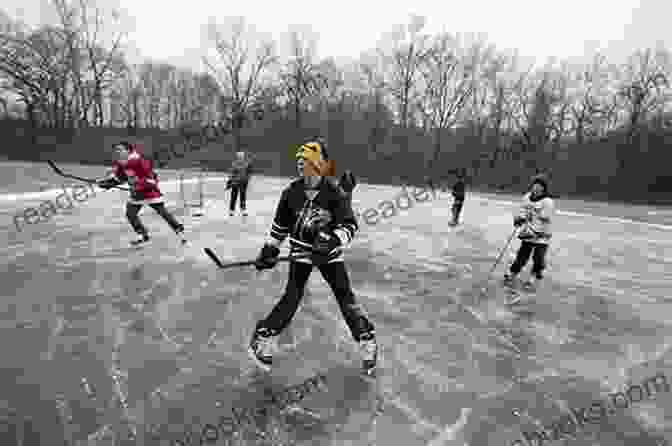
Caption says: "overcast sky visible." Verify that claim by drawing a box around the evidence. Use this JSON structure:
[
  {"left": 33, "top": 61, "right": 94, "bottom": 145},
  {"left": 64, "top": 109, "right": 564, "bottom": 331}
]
[{"left": 3, "top": 0, "right": 670, "bottom": 72}]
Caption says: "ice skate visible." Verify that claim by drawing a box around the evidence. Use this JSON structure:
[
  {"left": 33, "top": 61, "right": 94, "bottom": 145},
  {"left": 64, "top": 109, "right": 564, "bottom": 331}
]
[
  {"left": 248, "top": 328, "right": 276, "bottom": 372},
  {"left": 130, "top": 233, "right": 150, "bottom": 246},
  {"left": 359, "top": 333, "right": 378, "bottom": 375}
]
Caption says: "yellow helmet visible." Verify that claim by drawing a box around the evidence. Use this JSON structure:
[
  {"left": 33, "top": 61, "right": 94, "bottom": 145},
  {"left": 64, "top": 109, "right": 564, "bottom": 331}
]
[
  {"left": 296, "top": 142, "right": 324, "bottom": 161},
  {"left": 296, "top": 141, "right": 335, "bottom": 176}
]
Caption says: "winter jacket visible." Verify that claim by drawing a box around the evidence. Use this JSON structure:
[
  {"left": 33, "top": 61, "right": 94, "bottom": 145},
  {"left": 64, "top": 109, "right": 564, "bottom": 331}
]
[
  {"left": 229, "top": 158, "right": 252, "bottom": 185},
  {"left": 111, "top": 151, "right": 163, "bottom": 204},
  {"left": 452, "top": 179, "right": 465, "bottom": 201},
  {"left": 269, "top": 177, "right": 358, "bottom": 264},
  {"left": 516, "top": 192, "right": 554, "bottom": 244}
]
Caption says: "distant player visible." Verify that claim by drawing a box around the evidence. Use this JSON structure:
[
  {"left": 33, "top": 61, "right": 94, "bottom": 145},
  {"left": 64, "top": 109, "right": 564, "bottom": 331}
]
[
  {"left": 227, "top": 151, "right": 252, "bottom": 216},
  {"left": 504, "top": 174, "right": 554, "bottom": 301},
  {"left": 450, "top": 169, "right": 466, "bottom": 226},
  {"left": 248, "top": 139, "right": 378, "bottom": 374},
  {"left": 98, "top": 141, "right": 186, "bottom": 245}
]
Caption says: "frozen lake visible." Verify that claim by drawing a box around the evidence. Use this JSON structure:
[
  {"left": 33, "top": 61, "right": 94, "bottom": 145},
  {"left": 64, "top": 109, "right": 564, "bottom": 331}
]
[{"left": 1, "top": 160, "right": 671, "bottom": 445}]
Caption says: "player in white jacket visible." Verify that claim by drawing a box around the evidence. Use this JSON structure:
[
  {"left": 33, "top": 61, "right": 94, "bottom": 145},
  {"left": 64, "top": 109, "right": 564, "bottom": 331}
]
[{"left": 504, "top": 174, "right": 554, "bottom": 297}]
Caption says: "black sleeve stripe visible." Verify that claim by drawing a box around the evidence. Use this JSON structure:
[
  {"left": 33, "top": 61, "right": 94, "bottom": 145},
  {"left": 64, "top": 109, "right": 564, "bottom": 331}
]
[
  {"left": 335, "top": 224, "right": 356, "bottom": 244},
  {"left": 342, "top": 223, "right": 357, "bottom": 236},
  {"left": 271, "top": 227, "right": 289, "bottom": 235},
  {"left": 270, "top": 230, "right": 288, "bottom": 241},
  {"left": 342, "top": 226, "right": 355, "bottom": 240}
]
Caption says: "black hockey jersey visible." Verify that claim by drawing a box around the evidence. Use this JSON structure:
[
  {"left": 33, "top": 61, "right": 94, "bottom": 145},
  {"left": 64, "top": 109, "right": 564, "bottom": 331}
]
[{"left": 269, "top": 177, "right": 358, "bottom": 264}]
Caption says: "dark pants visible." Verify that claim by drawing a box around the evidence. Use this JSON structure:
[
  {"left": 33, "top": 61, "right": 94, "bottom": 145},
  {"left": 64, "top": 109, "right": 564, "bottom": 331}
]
[
  {"left": 229, "top": 182, "right": 248, "bottom": 211},
  {"left": 509, "top": 241, "right": 548, "bottom": 279},
  {"left": 452, "top": 199, "right": 464, "bottom": 223},
  {"left": 125, "top": 202, "right": 183, "bottom": 235},
  {"left": 257, "top": 261, "right": 375, "bottom": 341}
]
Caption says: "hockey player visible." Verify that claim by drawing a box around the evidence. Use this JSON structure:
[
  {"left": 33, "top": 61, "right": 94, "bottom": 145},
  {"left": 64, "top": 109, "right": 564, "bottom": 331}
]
[
  {"left": 450, "top": 169, "right": 466, "bottom": 226},
  {"left": 248, "top": 140, "right": 378, "bottom": 374},
  {"left": 227, "top": 151, "right": 252, "bottom": 216},
  {"left": 504, "top": 174, "right": 554, "bottom": 301},
  {"left": 98, "top": 141, "right": 186, "bottom": 245}
]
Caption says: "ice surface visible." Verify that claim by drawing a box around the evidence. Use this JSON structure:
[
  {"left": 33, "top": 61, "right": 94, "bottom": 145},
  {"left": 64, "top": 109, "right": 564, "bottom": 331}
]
[{"left": 0, "top": 161, "right": 671, "bottom": 445}]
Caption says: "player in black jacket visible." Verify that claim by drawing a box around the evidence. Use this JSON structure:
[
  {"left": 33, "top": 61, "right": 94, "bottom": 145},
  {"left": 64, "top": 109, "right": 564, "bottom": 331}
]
[
  {"left": 450, "top": 168, "right": 466, "bottom": 226},
  {"left": 249, "top": 140, "right": 377, "bottom": 374}
]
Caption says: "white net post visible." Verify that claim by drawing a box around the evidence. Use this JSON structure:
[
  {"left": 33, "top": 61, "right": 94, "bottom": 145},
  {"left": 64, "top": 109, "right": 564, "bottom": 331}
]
[
  {"left": 178, "top": 173, "right": 188, "bottom": 215},
  {"left": 178, "top": 171, "right": 204, "bottom": 217},
  {"left": 193, "top": 172, "right": 204, "bottom": 216}
]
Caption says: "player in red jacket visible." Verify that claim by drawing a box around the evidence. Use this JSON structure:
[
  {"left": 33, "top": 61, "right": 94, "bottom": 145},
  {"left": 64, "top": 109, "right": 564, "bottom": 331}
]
[{"left": 98, "top": 141, "right": 186, "bottom": 245}]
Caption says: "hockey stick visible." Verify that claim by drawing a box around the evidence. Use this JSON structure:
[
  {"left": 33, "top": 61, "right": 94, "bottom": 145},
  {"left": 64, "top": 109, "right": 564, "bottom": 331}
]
[
  {"left": 204, "top": 247, "right": 311, "bottom": 270},
  {"left": 46, "top": 160, "right": 130, "bottom": 191},
  {"left": 487, "top": 227, "right": 518, "bottom": 276},
  {"left": 471, "top": 227, "right": 518, "bottom": 299}
]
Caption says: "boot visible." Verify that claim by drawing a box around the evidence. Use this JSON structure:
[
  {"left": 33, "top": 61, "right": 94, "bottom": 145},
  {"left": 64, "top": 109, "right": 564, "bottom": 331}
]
[
  {"left": 248, "top": 328, "right": 277, "bottom": 371},
  {"left": 130, "top": 233, "right": 150, "bottom": 246},
  {"left": 359, "top": 332, "right": 378, "bottom": 375},
  {"left": 175, "top": 224, "right": 187, "bottom": 245}
]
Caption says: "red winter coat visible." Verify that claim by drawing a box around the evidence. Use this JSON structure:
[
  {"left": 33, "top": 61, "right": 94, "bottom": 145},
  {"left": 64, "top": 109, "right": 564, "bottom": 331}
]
[{"left": 112, "top": 147, "right": 163, "bottom": 204}]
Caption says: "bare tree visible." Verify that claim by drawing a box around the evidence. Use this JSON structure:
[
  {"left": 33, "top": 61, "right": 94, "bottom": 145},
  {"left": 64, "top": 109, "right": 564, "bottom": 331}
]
[
  {"left": 456, "top": 34, "right": 498, "bottom": 141},
  {"left": 563, "top": 54, "right": 621, "bottom": 143},
  {"left": 506, "top": 66, "right": 563, "bottom": 157},
  {"left": 481, "top": 52, "right": 521, "bottom": 166},
  {"left": 278, "top": 25, "right": 327, "bottom": 129},
  {"left": 0, "top": 24, "right": 75, "bottom": 127},
  {"left": 202, "top": 16, "right": 277, "bottom": 151},
  {"left": 109, "top": 65, "right": 142, "bottom": 128},
  {"left": 359, "top": 49, "right": 391, "bottom": 155},
  {"left": 381, "top": 14, "right": 432, "bottom": 130},
  {"left": 617, "top": 47, "right": 670, "bottom": 142},
  {"left": 0, "top": 0, "right": 126, "bottom": 128},
  {"left": 317, "top": 57, "right": 345, "bottom": 111},
  {"left": 417, "top": 32, "right": 475, "bottom": 167},
  {"left": 172, "top": 68, "right": 202, "bottom": 127},
  {"left": 51, "top": 0, "right": 127, "bottom": 126}
]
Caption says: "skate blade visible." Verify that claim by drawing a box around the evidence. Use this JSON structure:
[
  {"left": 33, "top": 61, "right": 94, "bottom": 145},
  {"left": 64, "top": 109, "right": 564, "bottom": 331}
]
[
  {"left": 247, "top": 346, "right": 271, "bottom": 373},
  {"left": 362, "top": 367, "right": 377, "bottom": 378},
  {"left": 505, "top": 295, "right": 522, "bottom": 306}
]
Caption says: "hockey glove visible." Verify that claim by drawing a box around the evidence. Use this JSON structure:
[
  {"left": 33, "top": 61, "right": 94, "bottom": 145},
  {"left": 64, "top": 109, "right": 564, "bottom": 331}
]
[
  {"left": 254, "top": 244, "right": 280, "bottom": 271},
  {"left": 311, "top": 231, "right": 341, "bottom": 265},
  {"left": 513, "top": 216, "right": 526, "bottom": 227},
  {"left": 339, "top": 171, "right": 357, "bottom": 194}
]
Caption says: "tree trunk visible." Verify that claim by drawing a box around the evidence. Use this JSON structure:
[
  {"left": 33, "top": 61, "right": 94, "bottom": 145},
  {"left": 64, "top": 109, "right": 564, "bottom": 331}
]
[
  {"left": 431, "top": 127, "right": 442, "bottom": 166},
  {"left": 575, "top": 119, "right": 584, "bottom": 145},
  {"left": 294, "top": 98, "right": 301, "bottom": 129}
]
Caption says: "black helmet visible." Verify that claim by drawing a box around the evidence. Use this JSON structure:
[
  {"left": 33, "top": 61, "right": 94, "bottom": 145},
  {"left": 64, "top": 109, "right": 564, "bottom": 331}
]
[{"left": 530, "top": 174, "right": 549, "bottom": 193}]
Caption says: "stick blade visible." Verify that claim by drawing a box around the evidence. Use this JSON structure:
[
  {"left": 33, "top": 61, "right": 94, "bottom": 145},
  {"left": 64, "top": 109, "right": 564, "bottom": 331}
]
[
  {"left": 46, "top": 160, "right": 63, "bottom": 175},
  {"left": 204, "top": 248, "right": 226, "bottom": 268}
]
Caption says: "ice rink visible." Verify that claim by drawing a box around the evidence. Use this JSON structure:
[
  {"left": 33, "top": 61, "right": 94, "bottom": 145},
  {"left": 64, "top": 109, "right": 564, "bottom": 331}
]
[{"left": 1, "top": 160, "right": 671, "bottom": 445}]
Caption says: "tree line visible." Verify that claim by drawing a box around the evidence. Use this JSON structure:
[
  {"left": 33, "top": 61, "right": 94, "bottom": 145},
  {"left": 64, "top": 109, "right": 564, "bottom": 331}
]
[{"left": 1, "top": 4, "right": 671, "bottom": 203}]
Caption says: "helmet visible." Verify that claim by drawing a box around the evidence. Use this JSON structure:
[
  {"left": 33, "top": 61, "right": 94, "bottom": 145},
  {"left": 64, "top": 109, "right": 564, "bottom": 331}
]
[{"left": 530, "top": 174, "right": 549, "bottom": 193}]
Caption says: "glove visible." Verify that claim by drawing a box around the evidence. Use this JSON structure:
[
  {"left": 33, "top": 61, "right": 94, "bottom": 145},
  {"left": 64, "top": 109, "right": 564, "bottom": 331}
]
[
  {"left": 513, "top": 216, "right": 526, "bottom": 227},
  {"left": 225, "top": 179, "right": 233, "bottom": 190},
  {"left": 311, "top": 231, "right": 341, "bottom": 265},
  {"left": 254, "top": 244, "right": 280, "bottom": 271},
  {"left": 339, "top": 171, "right": 357, "bottom": 194}
]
